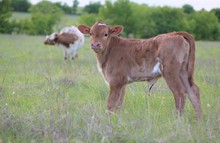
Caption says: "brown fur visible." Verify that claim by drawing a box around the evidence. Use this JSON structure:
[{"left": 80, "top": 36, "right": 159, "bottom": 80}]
[
  {"left": 44, "top": 33, "right": 78, "bottom": 48},
  {"left": 78, "top": 22, "right": 201, "bottom": 119}
]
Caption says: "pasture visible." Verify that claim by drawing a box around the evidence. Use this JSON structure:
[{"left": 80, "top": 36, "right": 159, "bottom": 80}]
[{"left": 0, "top": 34, "right": 220, "bottom": 142}]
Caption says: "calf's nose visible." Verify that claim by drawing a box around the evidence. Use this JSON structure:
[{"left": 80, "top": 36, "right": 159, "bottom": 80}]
[{"left": 91, "top": 42, "right": 100, "bottom": 49}]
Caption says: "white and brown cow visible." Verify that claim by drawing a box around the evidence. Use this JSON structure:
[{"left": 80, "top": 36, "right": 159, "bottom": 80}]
[
  {"left": 44, "top": 26, "right": 84, "bottom": 60},
  {"left": 78, "top": 22, "right": 202, "bottom": 119}
]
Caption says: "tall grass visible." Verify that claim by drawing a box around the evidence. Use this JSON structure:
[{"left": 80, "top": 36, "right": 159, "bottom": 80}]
[{"left": 0, "top": 34, "right": 219, "bottom": 142}]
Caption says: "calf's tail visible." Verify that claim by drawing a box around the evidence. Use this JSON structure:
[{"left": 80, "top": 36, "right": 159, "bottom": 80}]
[{"left": 177, "top": 32, "right": 196, "bottom": 86}]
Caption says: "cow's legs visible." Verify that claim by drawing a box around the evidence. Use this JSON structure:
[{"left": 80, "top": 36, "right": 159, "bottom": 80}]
[
  {"left": 180, "top": 70, "right": 202, "bottom": 120},
  {"left": 107, "top": 85, "right": 126, "bottom": 112},
  {"left": 71, "top": 47, "right": 78, "bottom": 60},
  {"left": 64, "top": 50, "right": 68, "bottom": 60},
  {"left": 71, "top": 54, "right": 78, "bottom": 60},
  {"left": 71, "top": 49, "right": 77, "bottom": 60},
  {"left": 178, "top": 50, "right": 202, "bottom": 120},
  {"left": 192, "top": 83, "right": 200, "bottom": 105},
  {"left": 163, "top": 69, "right": 186, "bottom": 117},
  {"left": 192, "top": 83, "right": 202, "bottom": 119},
  {"left": 117, "top": 85, "right": 126, "bottom": 107}
]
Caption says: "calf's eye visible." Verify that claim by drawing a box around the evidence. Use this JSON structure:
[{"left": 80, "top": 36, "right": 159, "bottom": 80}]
[{"left": 104, "top": 33, "right": 108, "bottom": 37}]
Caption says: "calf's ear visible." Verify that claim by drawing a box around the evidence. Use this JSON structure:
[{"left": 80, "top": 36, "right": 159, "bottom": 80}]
[
  {"left": 110, "top": 25, "right": 123, "bottom": 35},
  {"left": 78, "top": 25, "right": 90, "bottom": 34}
]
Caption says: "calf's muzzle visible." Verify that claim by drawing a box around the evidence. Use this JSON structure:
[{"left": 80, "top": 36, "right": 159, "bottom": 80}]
[{"left": 91, "top": 42, "right": 100, "bottom": 50}]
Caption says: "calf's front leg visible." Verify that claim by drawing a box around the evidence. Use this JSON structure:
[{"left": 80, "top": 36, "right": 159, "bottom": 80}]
[{"left": 107, "top": 84, "right": 126, "bottom": 112}]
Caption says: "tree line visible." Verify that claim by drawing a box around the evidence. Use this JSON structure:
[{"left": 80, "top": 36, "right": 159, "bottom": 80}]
[
  {"left": 80, "top": 0, "right": 220, "bottom": 40},
  {"left": 0, "top": 0, "right": 220, "bottom": 40},
  {"left": 9, "top": 0, "right": 79, "bottom": 14},
  {"left": 0, "top": 0, "right": 78, "bottom": 35}
]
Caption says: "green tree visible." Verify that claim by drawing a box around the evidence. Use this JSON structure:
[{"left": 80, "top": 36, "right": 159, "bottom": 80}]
[
  {"left": 55, "top": 2, "right": 72, "bottom": 14},
  {"left": 99, "top": 0, "right": 135, "bottom": 36},
  {"left": 29, "top": 1, "right": 63, "bottom": 15},
  {"left": 150, "top": 7, "right": 188, "bottom": 34},
  {"left": 73, "top": 0, "right": 79, "bottom": 14},
  {"left": 0, "top": 0, "right": 12, "bottom": 33},
  {"left": 79, "top": 0, "right": 220, "bottom": 40},
  {"left": 83, "top": 2, "right": 102, "bottom": 14},
  {"left": 211, "top": 8, "right": 220, "bottom": 22},
  {"left": 10, "top": 0, "right": 31, "bottom": 12},
  {"left": 130, "top": 3, "right": 157, "bottom": 38},
  {"left": 27, "top": 1, "right": 64, "bottom": 35},
  {"left": 182, "top": 4, "right": 195, "bottom": 14},
  {"left": 79, "top": 13, "right": 101, "bottom": 26},
  {"left": 132, "top": 5, "right": 190, "bottom": 38},
  {"left": 189, "top": 11, "right": 220, "bottom": 40}
]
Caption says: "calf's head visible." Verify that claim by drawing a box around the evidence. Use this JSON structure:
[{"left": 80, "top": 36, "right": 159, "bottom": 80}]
[
  {"left": 78, "top": 22, "right": 123, "bottom": 53},
  {"left": 44, "top": 33, "right": 58, "bottom": 45}
]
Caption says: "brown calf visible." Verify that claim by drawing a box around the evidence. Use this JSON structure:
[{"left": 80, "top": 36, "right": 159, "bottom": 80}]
[{"left": 78, "top": 22, "right": 201, "bottom": 119}]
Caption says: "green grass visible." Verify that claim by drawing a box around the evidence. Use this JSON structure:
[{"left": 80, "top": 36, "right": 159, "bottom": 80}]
[{"left": 0, "top": 34, "right": 220, "bottom": 142}]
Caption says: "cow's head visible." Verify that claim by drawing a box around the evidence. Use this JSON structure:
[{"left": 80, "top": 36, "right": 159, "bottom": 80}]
[
  {"left": 44, "top": 32, "right": 58, "bottom": 45},
  {"left": 78, "top": 22, "right": 123, "bottom": 53}
]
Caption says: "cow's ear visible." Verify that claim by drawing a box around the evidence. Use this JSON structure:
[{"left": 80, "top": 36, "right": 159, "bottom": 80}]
[
  {"left": 110, "top": 25, "right": 123, "bottom": 35},
  {"left": 78, "top": 25, "right": 90, "bottom": 34}
]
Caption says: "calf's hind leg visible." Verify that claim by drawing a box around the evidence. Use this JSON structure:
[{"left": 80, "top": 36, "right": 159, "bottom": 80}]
[
  {"left": 162, "top": 66, "right": 186, "bottom": 117},
  {"left": 160, "top": 54, "right": 188, "bottom": 116},
  {"left": 190, "top": 81, "right": 201, "bottom": 105},
  {"left": 179, "top": 51, "right": 201, "bottom": 120},
  {"left": 180, "top": 70, "right": 202, "bottom": 119}
]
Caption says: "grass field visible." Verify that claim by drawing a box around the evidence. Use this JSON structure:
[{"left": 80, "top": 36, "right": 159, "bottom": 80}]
[
  {"left": 0, "top": 34, "right": 220, "bottom": 143},
  {"left": 11, "top": 12, "right": 80, "bottom": 31}
]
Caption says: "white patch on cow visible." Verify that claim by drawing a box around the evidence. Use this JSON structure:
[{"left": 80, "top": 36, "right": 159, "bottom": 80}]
[
  {"left": 127, "top": 76, "right": 133, "bottom": 82},
  {"left": 152, "top": 58, "right": 161, "bottom": 75},
  {"left": 46, "top": 32, "right": 57, "bottom": 40},
  {"left": 97, "top": 23, "right": 107, "bottom": 26},
  {"left": 97, "top": 62, "right": 102, "bottom": 74}
]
